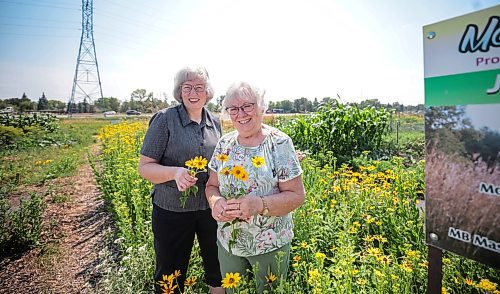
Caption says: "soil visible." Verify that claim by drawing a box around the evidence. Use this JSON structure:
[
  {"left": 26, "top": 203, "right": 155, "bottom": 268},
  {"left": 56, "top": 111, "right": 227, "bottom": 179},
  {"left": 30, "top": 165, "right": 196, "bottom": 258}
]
[{"left": 0, "top": 155, "right": 111, "bottom": 294}]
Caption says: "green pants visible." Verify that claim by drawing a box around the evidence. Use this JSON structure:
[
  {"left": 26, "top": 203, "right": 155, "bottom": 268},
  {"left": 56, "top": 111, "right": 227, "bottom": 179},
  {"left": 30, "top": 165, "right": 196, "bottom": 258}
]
[{"left": 217, "top": 242, "right": 290, "bottom": 293}]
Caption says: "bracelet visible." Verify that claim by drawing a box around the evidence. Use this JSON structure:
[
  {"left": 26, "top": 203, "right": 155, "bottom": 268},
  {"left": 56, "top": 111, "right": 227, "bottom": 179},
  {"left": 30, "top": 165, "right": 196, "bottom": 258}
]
[{"left": 259, "top": 196, "right": 269, "bottom": 216}]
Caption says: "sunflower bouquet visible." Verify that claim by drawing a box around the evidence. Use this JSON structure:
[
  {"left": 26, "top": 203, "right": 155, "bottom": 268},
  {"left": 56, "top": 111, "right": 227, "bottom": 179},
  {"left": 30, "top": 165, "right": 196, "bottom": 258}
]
[
  {"left": 216, "top": 153, "right": 266, "bottom": 253},
  {"left": 180, "top": 156, "right": 207, "bottom": 208}
]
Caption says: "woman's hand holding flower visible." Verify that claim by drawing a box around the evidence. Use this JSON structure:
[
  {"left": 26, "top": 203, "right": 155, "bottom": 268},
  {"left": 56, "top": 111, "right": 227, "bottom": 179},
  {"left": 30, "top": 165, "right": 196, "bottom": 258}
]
[
  {"left": 212, "top": 197, "right": 235, "bottom": 222},
  {"left": 174, "top": 167, "right": 197, "bottom": 192},
  {"left": 226, "top": 196, "right": 262, "bottom": 220}
]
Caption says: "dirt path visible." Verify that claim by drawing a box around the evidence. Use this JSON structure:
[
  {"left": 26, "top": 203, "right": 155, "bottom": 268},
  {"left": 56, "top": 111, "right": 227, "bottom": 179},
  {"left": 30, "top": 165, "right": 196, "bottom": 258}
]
[{"left": 0, "top": 156, "right": 110, "bottom": 294}]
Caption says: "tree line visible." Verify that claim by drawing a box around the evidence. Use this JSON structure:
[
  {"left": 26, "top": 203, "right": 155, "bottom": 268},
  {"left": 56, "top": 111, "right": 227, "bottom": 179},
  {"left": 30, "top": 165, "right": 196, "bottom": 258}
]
[{"left": 1, "top": 91, "right": 424, "bottom": 114}]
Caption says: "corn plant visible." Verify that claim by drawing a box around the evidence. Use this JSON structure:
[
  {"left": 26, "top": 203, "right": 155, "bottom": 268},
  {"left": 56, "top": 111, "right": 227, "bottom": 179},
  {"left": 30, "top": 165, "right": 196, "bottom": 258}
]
[{"left": 277, "top": 100, "right": 391, "bottom": 165}]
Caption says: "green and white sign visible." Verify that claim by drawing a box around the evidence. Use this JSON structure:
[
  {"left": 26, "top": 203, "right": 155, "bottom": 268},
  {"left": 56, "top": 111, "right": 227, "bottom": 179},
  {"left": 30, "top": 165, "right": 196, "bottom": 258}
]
[
  {"left": 424, "top": 5, "right": 500, "bottom": 269},
  {"left": 424, "top": 6, "right": 500, "bottom": 106}
]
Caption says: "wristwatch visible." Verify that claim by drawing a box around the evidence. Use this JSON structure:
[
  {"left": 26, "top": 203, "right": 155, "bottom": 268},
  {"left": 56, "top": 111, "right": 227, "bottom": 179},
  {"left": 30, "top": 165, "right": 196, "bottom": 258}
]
[{"left": 259, "top": 196, "right": 269, "bottom": 216}]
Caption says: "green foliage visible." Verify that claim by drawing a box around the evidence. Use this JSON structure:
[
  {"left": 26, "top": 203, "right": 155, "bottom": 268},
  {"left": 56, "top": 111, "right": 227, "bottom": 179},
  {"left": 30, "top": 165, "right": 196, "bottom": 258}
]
[
  {"left": 278, "top": 100, "right": 392, "bottom": 165},
  {"left": 37, "top": 92, "right": 49, "bottom": 111},
  {"left": 43, "top": 156, "right": 80, "bottom": 182},
  {"left": 93, "top": 121, "right": 499, "bottom": 294},
  {"left": 94, "top": 97, "right": 121, "bottom": 112},
  {"left": 0, "top": 93, "right": 37, "bottom": 113},
  {"left": 0, "top": 198, "right": 10, "bottom": 247},
  {"left": 0, "top": 113, "right": 61, "bottom": 151},
  {"left": 0, "top": 125, "right": 24, "bottom": 146},
  {"left": 0, "top": 113, "right": 59, "bottom": 133},
  {"left": 0, "top": 193, "right": 46, "bottom": 253}
]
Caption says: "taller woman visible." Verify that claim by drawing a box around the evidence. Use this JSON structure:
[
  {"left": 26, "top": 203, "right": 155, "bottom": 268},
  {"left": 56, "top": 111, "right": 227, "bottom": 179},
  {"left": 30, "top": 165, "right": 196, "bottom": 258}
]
[{"left": 139, "top": 66, "right": 223, "bottom": 294}]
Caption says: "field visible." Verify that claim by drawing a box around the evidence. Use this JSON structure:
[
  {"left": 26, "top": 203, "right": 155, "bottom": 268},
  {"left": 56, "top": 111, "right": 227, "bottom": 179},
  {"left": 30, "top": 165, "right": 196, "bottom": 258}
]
[{"left": 0, "top": 111, "right": 499, "bottom": 293}]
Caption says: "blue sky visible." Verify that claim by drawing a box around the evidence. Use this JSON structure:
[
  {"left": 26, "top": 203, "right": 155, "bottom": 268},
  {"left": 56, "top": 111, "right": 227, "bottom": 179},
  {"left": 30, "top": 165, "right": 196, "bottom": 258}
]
[{"left": 0, "top": 0, "right": 498, "bottom": 105}]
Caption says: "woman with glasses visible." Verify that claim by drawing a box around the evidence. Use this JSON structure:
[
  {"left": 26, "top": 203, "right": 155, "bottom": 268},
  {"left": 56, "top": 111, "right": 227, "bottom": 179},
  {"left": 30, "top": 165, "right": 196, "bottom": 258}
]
[
  {"left": 206, "top": 81, "right": 305, "bottom": 293},
  {"left": 139, "top": 66, "right": 224, "bottom": 294}
]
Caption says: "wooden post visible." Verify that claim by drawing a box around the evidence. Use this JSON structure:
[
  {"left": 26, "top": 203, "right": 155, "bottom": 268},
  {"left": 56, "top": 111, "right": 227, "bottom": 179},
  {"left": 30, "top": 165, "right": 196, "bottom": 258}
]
[{"left": 427, "top": 245, "right": 443, "bottom": 294}]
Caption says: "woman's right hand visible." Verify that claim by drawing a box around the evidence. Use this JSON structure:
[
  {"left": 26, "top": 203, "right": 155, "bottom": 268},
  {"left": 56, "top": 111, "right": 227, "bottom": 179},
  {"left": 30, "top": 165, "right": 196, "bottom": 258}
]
[
  {"left": 174, "top": 167, "right": 197, "bottom": 192},
  {"left": 211, "top": 197, "right": 235, "bottom": 222}
]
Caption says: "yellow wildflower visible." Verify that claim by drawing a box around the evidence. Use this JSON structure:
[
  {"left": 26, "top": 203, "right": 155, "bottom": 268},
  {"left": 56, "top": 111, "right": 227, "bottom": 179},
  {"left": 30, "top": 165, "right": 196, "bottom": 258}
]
[
  {"left": 221, "top": 272, "right": 241, "bottom": 289},
  {"left": 251, "top": 156, "right": 265, "bottom": 168},
  {"left": 477, "top": 279, "right": 497, "bottom": 292},
  {"left": 220, "top": 167, "right": 231, "bottom": 176},
  {"left": 308, "top": 269, "right": 320, "bottom": 284},
  {"left": 194, "top": 156, "right": 207, "bottom": 170},
  {"left": 315, "top": 252, "right": 326, "bottom": 260},
  {"left": 464, "top": 277, "right": 474, "bottom": 286},
  {"left": 184, "top": 276, "right": 196, "bottom": 287},
  {"left": 216, "top": 153, "right": 229, "bottom": 162},
  {"left": 265, "top": 272, "right": 277, "bottom": 284},
  {"left": 367, "top": 247, "right": 381, "bottom": 257},
  {"left": 231, "top": 165, "right": 246, "bottom": 180},
  {"left": 239, "top": 170, "right": 249, "bottom": 181},
  {"left": 185, "top": 159, "right": 194, "bottom": 168}
]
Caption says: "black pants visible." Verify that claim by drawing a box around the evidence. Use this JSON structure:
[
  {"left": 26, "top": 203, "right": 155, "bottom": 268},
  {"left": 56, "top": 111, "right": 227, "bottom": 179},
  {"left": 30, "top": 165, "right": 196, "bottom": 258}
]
[{"left": 152, "top": 204, "right": 222, "bottom": 293}]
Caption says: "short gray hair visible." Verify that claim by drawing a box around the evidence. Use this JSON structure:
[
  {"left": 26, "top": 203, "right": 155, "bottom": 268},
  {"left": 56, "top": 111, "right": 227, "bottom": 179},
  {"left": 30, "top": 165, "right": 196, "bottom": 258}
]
[
  {"left": 223, "top": 81, "right": 268, "bottom": 116},
  {"left": 173, "top": 66, "right": 214, "bottom": 103}
]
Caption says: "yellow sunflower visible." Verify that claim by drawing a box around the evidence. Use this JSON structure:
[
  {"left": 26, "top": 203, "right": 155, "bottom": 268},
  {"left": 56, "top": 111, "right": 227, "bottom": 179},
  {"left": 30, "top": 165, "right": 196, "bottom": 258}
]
[
  {"left": 221, "top": 272, "right": 241, "bottom": 289},
  {"left": 220, "top": 167, "right": 231, "bottom": 176},
  {"left": 216, "top": 153, "right": 229, "bottom": 162},
  {"left": 185, "top": 159, "right": 194, "bottom": 168},
  {"left": 194, "top": 156, "right": 208, "bottom": 170},
  {"left": 251, "top": 156, "right": 265, "bottom": 168},
  {"left": 239, "top": 171, "right": 249, "bottom": 181},
  {"left": 231, "top": 165, "right": 246, "bottom": 180}
]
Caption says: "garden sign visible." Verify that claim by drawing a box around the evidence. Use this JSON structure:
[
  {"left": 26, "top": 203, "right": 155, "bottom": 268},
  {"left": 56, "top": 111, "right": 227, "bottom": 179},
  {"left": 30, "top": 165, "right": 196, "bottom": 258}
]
[{"left": 424, "top": 5, "right": 500, "bottom": 268}]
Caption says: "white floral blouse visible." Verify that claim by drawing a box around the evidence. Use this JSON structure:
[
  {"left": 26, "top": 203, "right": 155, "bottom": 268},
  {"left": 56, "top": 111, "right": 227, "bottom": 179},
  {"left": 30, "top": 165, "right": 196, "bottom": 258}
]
[{"left": 208, "top": 124, "right": 303, "bottom": 257}]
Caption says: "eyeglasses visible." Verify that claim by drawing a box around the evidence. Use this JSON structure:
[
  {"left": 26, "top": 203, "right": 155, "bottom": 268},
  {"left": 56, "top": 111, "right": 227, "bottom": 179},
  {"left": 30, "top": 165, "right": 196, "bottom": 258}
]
[
  {"left": 181, "top": 84, "right": 206, "bottom": 93},
  {"left": 225, "top": 103, "right": 256, "bottom": 116}
]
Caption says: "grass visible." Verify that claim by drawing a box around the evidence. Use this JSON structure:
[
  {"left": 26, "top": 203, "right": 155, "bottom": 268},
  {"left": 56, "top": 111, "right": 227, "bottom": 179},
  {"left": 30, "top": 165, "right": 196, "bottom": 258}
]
[
  {"left": 0, "top": 119, "right": 110, "bottom": 197},
  {"left": 387, "top": 113, "right": 424, "bottom": 145},
  {"left": 0, "top": 117, "right": 110, "bottom": 256}
]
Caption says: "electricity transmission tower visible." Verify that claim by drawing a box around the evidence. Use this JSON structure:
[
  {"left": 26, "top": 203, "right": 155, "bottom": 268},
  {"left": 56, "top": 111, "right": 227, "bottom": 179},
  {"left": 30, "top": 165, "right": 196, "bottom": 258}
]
[{"left": 68, "top": 0, "right": 103, "bottom": 115}]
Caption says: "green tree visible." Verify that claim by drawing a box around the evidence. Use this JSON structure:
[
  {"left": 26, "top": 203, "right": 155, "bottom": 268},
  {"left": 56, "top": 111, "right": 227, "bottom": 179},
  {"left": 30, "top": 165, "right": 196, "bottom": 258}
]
[
  {"left": 130, "top": 89, "right": 153, "bottom": 112},
  {"left": 47, "top": 100, "right": 66, "bottom": 111},
  {"left": 18, "top": 93, "right": 36, "bottom": 113},
  {"left": 37, "top": 92, "right": 49, "bottom": 111},
  {"left": 95, "top": 97, "right": 120, "bottom": 112},
  {"left": 280, "top": 100, "right": 293, "bottom": 113}
]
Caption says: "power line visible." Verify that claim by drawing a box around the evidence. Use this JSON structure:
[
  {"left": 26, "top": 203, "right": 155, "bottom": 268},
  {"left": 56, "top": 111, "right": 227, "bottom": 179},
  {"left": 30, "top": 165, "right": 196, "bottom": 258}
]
[
  {"left": 0, "top": 23, "right": 79, "bottom": 30},
  {"left": 0, "top": 31, "right": 75, "bottom": 38},
  {"left": 0, "top": 0, "right": 79, "bottom": 10},
  {"left": 0, "top": 14, "right": 80, "bottom": 24}
]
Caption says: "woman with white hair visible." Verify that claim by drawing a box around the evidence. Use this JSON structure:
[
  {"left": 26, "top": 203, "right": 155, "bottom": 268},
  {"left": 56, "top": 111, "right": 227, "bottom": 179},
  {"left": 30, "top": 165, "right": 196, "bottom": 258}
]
[
  {"left": 206, "top": 81, "right": 305, "bottom": 293},
  {"left": 139, "top": 66, "right": 223, "bottom": 294}
]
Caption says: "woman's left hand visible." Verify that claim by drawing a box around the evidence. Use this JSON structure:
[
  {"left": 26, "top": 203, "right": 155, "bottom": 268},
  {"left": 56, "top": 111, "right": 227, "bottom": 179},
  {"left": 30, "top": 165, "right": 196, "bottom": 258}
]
[{"left": 225, "top": 196, "right": 261, "bottom": 220}]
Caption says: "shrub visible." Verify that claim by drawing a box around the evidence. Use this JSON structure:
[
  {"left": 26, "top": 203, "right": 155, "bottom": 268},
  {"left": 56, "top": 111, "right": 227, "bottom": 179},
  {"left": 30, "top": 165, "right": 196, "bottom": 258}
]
[
  {"left": 0, "top": 193, "right": 46, "bottom": 253},
  {"left": 0, "top": 125, "right": 23, "bottom": 146}
]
